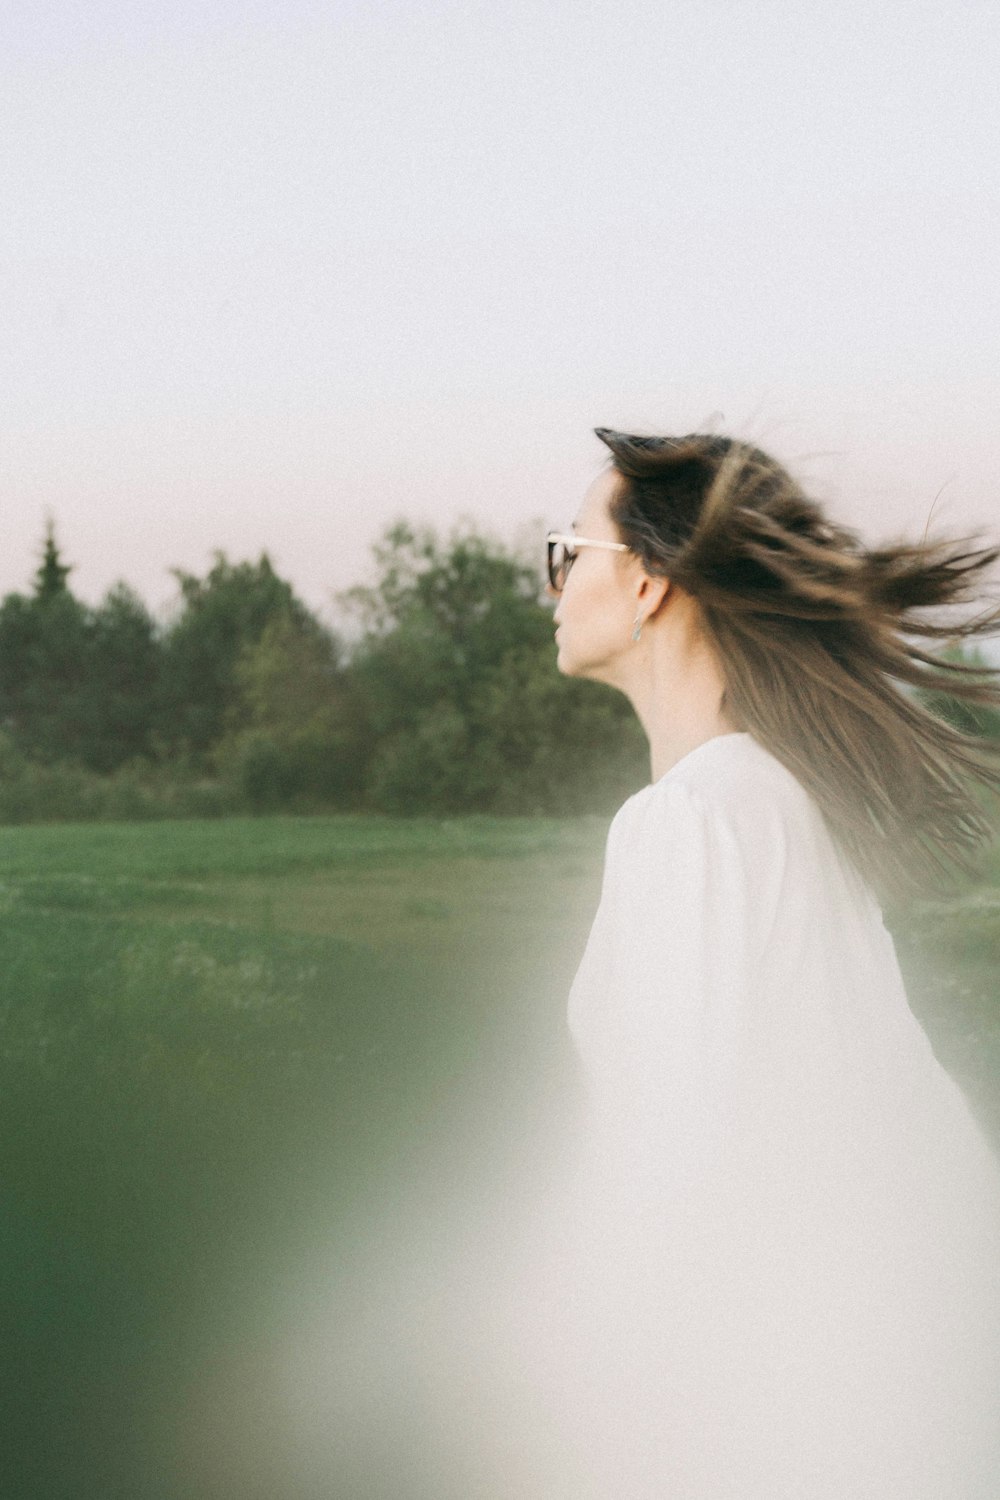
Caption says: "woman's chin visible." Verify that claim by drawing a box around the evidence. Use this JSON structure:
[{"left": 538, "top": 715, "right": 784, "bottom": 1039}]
[
  {"left": 554, "top": 643, "right": 576, "bottom": 677},
  {"left": 555, "top": 640, "right": 608, "bottom": 683}
]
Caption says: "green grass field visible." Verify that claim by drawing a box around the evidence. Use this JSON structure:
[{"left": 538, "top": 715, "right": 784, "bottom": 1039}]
[{"left": 2, "top": 813, "right": 998, "bottom": 1498}]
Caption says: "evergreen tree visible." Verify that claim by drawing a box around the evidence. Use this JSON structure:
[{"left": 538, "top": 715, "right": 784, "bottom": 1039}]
[
  {"left": 0, "top": 523, "right": 92, "bottom": 763},
  {"left": 0, "top": 527, "right": 163, "bottom": 772},
  {"left": 33, "top": 518, "right": 72, "bottom": 600},
  {"left": 87, "top": 583, "right": 162, "bottom": 771}
]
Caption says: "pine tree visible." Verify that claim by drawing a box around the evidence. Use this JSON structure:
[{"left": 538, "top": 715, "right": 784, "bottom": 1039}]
[{"left": 34, "top": 518, "right": 72, "bottom": 601}]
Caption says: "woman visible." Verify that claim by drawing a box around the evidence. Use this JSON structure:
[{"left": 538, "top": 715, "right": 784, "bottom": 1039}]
[
  {"left": 283, "top": 429, "right": 1000, "bottom": 1498},
  {"left": 468, "top": 429, "right": 1000, "bottom": 1499}
]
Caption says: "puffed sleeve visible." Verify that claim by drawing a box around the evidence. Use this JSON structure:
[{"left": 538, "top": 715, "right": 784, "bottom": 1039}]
[{"left": 575, "top": 778, "right": 769, "bottom": 1212}]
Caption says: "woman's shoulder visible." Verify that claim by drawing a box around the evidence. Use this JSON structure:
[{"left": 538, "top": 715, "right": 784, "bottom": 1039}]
[
  {"left": 603, "top": 733, "right": 839, "bottom": 914},
  {"left": 604, "top": 732, "right": 884, "bottom": 938},
  {"left": 605, "top": 732, "right": 857, "bottom": 935},
  {"left": 612, "top": 732, "right": 812, "bottom": 841}
]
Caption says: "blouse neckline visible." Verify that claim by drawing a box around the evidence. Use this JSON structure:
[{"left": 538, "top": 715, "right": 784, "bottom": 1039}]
[{"left": 654, "top": 731, "right": 756, "bottom": 787}]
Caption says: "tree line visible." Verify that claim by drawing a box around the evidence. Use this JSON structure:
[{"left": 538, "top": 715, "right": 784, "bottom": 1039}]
[
  {"left": 0, "top": 521, "right": 649, "bottom": 822},
  {"left": 2, "top": 520, "right": 997, "bottom": 825}
]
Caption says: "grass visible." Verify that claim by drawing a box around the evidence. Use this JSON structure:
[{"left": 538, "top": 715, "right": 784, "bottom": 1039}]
[
  {"left": 1, "top": 814, "right": 608, "bottom": 1500},
  {"left": 0, "top": 812, "right": 610, "bottom": 880},
  {"left": 1, "top": 812, "right": 998, "bottom": 1499}
]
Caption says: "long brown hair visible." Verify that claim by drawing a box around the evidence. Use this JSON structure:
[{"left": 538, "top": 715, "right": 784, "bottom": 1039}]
[{"left": 595, "top": 427, "right": 1000, "bottom": 901}]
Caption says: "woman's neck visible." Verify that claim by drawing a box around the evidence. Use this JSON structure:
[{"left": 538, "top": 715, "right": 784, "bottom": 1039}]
[{"left": 616, "top": 596, "right": 740, "bottom": 782}]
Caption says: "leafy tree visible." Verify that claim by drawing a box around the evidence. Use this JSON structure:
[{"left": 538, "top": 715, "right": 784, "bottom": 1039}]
[
  {"left": 467, "top": 642, "right": 648, "bottom": 814},
  {"left": 159, "top": 553, "right": 314, "bottom": 758},
  {"left": 230, "top": 610, "right": 340, "bottom": 732},
  {"left": 224, "top": 610, "right": 365, "bottom": 808},
  {"left": 343, "top": 520, "right": 645, "bottom": 814},
  {"left": 0, "top": 518, "right": 649, "bottom": 819},
  {"left": 344, "top": 522, "right": 550, "bottom": 723}
]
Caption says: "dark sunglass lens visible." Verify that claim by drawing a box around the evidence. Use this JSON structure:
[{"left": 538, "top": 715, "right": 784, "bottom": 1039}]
[
  {"left": 547, "top": 540, "right": 563, "bottom": 591},
  {"left": 554, "top": 542, "right": 571, "bottom": 591}
]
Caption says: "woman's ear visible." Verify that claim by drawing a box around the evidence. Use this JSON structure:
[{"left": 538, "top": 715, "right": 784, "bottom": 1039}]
[{"left": 637, "top": 571, "right": 670, "bottom": 620}]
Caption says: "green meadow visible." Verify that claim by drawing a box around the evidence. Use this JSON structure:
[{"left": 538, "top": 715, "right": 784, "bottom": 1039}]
[{"left": 3, "top": 814, "right": 999, "bottom": 1498}]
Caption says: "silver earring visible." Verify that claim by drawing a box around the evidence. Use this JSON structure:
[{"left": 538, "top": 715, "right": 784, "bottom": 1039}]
[{"left": 632, "top": 613, "right": 643, "bottom": 643}]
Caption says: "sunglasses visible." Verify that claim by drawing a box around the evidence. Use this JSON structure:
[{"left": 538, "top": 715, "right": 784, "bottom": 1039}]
[{"left": 546, "top": 531, "right": 629, "bottom": 592}]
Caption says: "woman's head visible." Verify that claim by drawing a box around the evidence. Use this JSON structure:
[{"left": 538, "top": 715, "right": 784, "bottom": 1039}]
[
  {"left": 550, "top": 468, "right": 668, "bottom": 683},
  {"left": 595, "top": 428, "right": 860, "bottom": 611},
  {"left": 572, "top": 426, "right": 1000, "bottom": 900}
]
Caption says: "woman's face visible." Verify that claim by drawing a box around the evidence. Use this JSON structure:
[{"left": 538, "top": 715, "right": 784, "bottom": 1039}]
[{"left": 552, "top": 470, "right": 640, "bottom": 685}]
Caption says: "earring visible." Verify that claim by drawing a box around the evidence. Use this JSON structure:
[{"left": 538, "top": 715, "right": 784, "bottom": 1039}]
[{"left": 632, "top": 613, "right": 643, "bottom": 643}]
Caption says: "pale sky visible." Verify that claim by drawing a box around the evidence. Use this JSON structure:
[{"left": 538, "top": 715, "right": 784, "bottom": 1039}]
[{"left": 3, "top": 0, "right": 998, "bottom": 624}]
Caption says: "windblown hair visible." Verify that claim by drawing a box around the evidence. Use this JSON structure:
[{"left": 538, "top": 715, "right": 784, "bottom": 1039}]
[{"left": 596, "top": 427, "right": 1000, "bottom": 902}]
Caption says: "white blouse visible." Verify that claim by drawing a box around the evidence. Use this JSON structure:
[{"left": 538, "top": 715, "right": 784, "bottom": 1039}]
[
  {"left": 283, "top": 732, "right": 1000, "bottom": 1499},
  {"left": 480, "top": 732, "right": 1000, "bottom": 1497}
]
